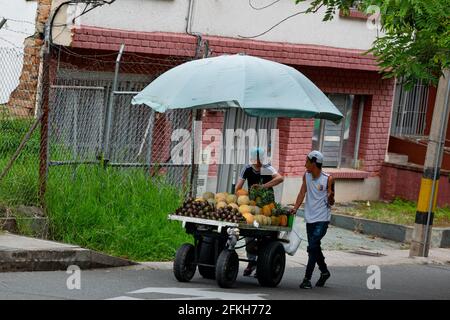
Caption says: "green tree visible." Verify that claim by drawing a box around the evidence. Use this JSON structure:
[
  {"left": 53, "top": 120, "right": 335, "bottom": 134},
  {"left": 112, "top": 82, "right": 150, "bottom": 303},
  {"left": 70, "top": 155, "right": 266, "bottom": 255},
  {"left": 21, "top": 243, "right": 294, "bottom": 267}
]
[{"left": 296, "top": 0, "right": 450, "bottom": 87}]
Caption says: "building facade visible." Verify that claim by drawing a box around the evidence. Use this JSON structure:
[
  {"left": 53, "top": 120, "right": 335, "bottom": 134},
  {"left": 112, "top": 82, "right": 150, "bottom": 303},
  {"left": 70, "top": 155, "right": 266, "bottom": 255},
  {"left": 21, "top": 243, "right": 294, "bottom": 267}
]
[{"left": 19, "top": 0, "right": 401, "bottom": 204}]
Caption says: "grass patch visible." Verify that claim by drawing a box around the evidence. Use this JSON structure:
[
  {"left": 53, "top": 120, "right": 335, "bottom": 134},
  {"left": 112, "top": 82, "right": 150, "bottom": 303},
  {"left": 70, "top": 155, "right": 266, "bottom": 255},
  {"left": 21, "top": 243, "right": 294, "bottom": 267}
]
[
  {"left": 1, "top": 117, "right": 192, "bottom": 261},
  {"left": 336, "top": 198, "right": 450, "bottom": 227},
  {"left": 0, "top": 117, "right": 40, "bottom": 206},
  {"left": 46, "top": 165, "right": 192, "bottom": 261}
]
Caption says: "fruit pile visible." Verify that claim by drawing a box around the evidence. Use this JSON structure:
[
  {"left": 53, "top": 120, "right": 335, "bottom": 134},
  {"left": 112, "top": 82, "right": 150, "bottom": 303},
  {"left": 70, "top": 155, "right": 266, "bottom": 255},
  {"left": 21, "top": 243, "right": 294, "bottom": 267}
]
[
  {"left": 249, "top": 186, "right": 275, "bottom": 207},
  {"left": 173, "top": 197, "right": 246, "bottom": 223},
  {"left": 171, "top": 189, "right": 290, "bottom": 227}
]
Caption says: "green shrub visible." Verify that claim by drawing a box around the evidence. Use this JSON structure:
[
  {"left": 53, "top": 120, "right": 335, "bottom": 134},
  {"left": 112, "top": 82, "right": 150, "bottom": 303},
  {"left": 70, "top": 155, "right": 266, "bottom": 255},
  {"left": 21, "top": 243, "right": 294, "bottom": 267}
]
[
  {"left": 0, "top": 117, "right": 193, "bottom": 261},
  {"left": 46, "top": 165, "right": 192, "bottom": 261},
  {"left": 0, "top": 118, "right": 40, "bottom": 206}
]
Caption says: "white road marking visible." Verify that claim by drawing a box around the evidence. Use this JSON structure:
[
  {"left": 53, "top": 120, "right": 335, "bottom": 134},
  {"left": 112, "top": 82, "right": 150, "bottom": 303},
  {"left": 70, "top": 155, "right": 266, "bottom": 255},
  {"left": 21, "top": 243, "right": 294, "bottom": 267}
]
[
  {"left": 106, "top": 296, "right": 144, "bottom": 300},
  {"left": 126, "top": 287, "right": 267, "bottom": 300}
]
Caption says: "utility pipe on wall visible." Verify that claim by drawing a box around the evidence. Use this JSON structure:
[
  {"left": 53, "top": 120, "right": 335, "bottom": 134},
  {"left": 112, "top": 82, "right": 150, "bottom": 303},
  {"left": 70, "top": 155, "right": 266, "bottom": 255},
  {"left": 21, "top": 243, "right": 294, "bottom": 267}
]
[{"left": 353, "top": 96, "right": 365, "bottom": 169}]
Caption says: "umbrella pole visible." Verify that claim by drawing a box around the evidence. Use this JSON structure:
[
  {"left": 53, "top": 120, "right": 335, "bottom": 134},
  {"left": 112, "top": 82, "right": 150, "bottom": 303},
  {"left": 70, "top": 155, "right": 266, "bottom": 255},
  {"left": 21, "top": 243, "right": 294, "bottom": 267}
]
[
  {"left": 189, "top": 109, "right": 202, "bottom": 197},
  {"left": 256, "top": 116, "right": 260, "bottom": 149}
]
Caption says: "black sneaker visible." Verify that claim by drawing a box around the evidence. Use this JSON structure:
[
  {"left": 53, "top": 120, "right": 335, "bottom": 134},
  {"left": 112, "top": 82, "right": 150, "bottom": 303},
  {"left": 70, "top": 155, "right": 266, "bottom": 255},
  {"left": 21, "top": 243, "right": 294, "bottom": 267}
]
[
  {"left": 299, "top": 278, "right": 312, "bottom": 289},
  {"left": 315, "top": 271, "right": 331, "bottom": 287},
  {"left": 243, "top": 262, "right": 257, "bottom": 277}
]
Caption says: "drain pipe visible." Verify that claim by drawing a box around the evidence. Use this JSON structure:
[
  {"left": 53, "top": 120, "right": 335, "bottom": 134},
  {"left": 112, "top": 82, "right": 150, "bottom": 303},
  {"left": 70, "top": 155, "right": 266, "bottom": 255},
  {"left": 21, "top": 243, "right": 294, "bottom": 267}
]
[
  {"left": 353, "top": 96, "right": 365, "bottom": 169},
  {"left": 186, "top": 0, "right": 203, "bottom": 58},
  {"left": 186, "top": 0, "right": 195, "bottom": 34}
]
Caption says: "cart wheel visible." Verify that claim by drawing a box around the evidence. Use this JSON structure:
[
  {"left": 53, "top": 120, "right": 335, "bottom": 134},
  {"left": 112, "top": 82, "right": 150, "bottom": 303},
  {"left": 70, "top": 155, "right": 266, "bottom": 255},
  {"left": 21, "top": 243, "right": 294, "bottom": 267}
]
[
  {"left": 215, "top": 249, "right": 239, "bottom": 288},
  {"left": 256, "top": 241, "right": 286, "bottom": 287},
  {"left": 173, "top": 243, "right": 196, "bottom": 282},
  {"left": 198, "top": 237, "right": 216, "bottom": 280}
]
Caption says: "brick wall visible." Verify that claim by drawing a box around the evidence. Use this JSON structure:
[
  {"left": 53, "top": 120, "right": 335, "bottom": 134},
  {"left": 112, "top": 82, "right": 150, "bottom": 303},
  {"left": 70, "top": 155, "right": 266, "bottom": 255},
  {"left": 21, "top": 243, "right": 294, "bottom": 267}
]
[
  {"left": 297, "top": 66, "right": 395, "bottom": 177},
  {"left": 151, "top": 114, "right": 172, "bottom": 164},
  {"left": 72, "top": 26, "right": 378, "bottom": 72},
  {"left": 202, "top": 110, "right": 225, "bottom": 177},
  {"left": 277, "top": 118, "right": 314, "bottom": 177},
  {"left": 7, "top": 0, "right": 51, "bottom": 117},
  {"left": 380, "top": 163, "right": 450, "bottom": 207}
]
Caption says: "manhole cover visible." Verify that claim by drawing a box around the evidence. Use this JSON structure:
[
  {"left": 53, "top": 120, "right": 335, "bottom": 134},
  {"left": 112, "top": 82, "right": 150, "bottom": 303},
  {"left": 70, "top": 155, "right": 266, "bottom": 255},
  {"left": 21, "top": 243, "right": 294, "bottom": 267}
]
[{"left": 348, "top": 250, "right": 386, "bottom": 257}]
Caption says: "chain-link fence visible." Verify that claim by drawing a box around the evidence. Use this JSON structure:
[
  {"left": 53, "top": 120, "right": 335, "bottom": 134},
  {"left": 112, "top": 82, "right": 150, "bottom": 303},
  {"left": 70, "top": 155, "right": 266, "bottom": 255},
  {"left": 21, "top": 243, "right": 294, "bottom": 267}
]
[
  {"left": 0, "top": 41, "right": 205, "bottom": 241},
  {"left": 0, "top": 45, "right": 41, "bottom": 201},
  {"left": 0, "top": 45, "right": 45, "bottom": 235},
  {"left": 46, "top": 44, "right": 198, "bottom": 197}
]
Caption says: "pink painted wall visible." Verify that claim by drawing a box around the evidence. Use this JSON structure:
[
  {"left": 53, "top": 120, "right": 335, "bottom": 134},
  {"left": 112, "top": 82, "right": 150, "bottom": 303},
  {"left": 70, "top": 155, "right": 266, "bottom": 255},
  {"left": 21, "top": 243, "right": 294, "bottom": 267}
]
[{"left": 380, "top": 163, "right": 450, "bottom": 207}]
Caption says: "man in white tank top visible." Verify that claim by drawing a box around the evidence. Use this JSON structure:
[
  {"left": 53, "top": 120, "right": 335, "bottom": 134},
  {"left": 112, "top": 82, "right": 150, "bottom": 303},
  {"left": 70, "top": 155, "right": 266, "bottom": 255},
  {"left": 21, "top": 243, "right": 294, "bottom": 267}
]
[{"left": 291, "top": 150, "right": 335, "bottom": 289}]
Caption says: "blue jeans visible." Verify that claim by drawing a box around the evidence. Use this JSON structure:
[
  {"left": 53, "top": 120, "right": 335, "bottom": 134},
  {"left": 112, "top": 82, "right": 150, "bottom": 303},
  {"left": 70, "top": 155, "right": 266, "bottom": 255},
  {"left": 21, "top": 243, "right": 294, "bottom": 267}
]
[{"left": 305, "top": 221, "right": 329, "bottom": 280}]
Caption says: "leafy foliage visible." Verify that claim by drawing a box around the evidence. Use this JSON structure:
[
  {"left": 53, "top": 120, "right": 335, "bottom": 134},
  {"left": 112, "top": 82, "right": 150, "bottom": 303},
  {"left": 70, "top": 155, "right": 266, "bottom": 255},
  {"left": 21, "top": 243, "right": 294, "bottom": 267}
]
[
  {"left": 46, "top": 166, "right": 192, "bottom": 261},
  {"left": 249, "top": 186, "right": 275, "bottom": 207},
  {"left": 296, "top": 0, "right": 450, "bottom": 87}
]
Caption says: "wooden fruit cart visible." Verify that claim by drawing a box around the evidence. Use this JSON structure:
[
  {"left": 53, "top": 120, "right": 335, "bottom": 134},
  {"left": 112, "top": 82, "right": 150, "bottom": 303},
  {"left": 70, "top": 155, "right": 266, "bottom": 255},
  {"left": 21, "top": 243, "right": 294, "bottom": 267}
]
[{"left": 168, "top": 214, "right": 291, "bottom": 288}]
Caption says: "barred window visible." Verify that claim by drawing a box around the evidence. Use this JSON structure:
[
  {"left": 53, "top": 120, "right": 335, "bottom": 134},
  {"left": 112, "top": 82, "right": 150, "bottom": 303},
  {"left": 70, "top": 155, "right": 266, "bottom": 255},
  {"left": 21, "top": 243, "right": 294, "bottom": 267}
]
[{"left": 391, "top": 80, "right": 429, "bottom": 137}]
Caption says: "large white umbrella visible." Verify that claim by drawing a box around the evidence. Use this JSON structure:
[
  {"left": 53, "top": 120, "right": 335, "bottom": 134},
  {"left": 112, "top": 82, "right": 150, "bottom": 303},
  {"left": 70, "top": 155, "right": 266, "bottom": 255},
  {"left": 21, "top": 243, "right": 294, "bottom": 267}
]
[{"left": 132, "top": 54, "right": 343, "bottom": 122}]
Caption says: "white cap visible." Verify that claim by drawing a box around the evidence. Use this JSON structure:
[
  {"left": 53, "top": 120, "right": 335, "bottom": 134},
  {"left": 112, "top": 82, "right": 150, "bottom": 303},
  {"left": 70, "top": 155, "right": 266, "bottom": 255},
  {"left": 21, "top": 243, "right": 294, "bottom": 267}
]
[
  {"left": 250, "top": 147, "right": 266, "bottom": 163},
  {"left": 307, "top": 150, "right": 324, "bottom": 164}
]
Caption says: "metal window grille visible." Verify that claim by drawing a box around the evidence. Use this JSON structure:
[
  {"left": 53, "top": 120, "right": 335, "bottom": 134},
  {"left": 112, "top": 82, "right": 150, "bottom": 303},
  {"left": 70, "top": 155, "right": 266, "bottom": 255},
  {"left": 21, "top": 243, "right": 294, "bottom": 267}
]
[{"left": 391, "top": 80, "right": 429, "bottom": 137}]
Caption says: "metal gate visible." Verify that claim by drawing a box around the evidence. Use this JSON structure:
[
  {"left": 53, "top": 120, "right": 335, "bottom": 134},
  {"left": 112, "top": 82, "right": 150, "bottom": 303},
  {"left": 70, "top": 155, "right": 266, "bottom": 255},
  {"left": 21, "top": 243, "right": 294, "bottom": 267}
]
[{"left": 216, "top": 108, "right": 277, "bottom": 193}]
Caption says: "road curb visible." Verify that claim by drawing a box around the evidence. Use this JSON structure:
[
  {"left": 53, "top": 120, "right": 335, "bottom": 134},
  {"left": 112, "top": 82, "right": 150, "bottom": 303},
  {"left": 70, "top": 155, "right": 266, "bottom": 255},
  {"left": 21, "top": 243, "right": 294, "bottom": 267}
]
[
  {"left": 329, "top": 212, "right": 450, "bottom": 248},
  {"left": 0, "top": 233, "right": 136, "bottom": 272},
  {"left": 293, "top": 209, "right": 450, "bottom": 248},
  {"left": 0, "top": 248, "right": 136, "bottom": 272}
]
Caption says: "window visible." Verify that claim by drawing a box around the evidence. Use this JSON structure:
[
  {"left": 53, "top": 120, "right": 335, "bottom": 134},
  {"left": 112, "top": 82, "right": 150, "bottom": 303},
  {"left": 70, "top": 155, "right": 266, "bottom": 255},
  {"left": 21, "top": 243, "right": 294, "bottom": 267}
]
[
  {"left": 339, "top": 1, "right": 367, "bottom": 20},
  {"left": 312, "top": 94, "right": 358, "bottom": 168},
  {"left": 391, "top": 80, "right": 429, "bottom": 137}
]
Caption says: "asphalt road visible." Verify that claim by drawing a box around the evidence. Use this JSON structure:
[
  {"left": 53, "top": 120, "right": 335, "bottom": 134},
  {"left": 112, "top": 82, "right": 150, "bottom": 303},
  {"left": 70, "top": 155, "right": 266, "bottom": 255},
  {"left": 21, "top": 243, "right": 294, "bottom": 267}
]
[{"left": 0, "top": 263, "right": 449, "bottom": 300}]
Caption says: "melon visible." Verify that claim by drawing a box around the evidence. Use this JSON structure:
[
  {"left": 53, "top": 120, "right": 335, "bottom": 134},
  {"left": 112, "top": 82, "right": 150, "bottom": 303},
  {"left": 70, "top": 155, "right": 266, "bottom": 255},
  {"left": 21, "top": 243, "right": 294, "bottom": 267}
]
[
  {"left": 226, "top": 194, "right": 237, "bottom": 204},
  {"left": 242, "top": 213, "right": 254, "bottom": 224},
  {"left": 216, "top": 201, "right": 227, "bottom": 209},
  {"left": 262, "top": 205, "right": 272, "bottom": 217},
  {"left": 202, "top": 192, "right": 215, "bottom": 200},
  {"left": 271, "top": 216, "right": 280, "bottom": 226},
  {"left": 254, "top": 215, "right": 264, "bottom": 225},
  {"left": 236, "top": 189, "right": 248, "bottom": 197},
  {"left": 279, "top": 215, "right": 288, "bottom": 227},
  {"left": 238, "top": 204, "right": 251, "bottom": 214},
  {"left": 253, "top": 206, "right": 261, "bottom": 215},
  {"left": 215, "top": 193, "right": 227, "bottom": 202},
  {"left": 237, "top": 195, "right": 250, "bottom": 206}
]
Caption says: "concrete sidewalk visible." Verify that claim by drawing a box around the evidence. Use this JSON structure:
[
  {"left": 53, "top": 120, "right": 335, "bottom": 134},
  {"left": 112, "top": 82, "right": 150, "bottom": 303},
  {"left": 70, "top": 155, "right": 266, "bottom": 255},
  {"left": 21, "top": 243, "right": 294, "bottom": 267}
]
[{"left": 0, "top": 232, "right": 135, "bottom": 272}]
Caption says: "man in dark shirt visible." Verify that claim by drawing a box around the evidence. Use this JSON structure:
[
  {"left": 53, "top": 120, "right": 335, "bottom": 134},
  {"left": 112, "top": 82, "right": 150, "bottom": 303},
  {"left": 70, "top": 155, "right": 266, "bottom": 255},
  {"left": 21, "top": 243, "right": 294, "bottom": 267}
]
[{"left": 235, "top": 147, "right": 284, "bottom": 276}]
